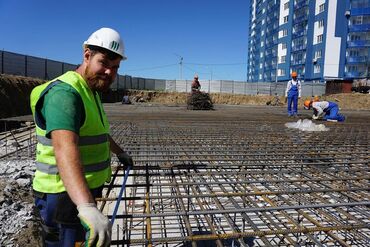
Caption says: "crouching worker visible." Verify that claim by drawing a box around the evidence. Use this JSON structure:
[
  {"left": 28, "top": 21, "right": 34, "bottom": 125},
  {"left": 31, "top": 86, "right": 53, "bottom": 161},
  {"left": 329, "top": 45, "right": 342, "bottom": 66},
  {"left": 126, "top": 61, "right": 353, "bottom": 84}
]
[
  {"left": 30, "top": 27, "right": 134, "bottom": 246},
  {"left": 304, "top": 100, "right": 345, "bottom": 122}
]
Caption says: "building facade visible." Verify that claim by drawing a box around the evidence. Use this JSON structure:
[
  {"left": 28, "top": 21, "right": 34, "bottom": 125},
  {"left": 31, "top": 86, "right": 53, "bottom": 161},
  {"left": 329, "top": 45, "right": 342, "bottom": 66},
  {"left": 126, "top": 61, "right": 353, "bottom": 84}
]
[{"left": 247, "top": 0, "right": 370, "bottom": 83}]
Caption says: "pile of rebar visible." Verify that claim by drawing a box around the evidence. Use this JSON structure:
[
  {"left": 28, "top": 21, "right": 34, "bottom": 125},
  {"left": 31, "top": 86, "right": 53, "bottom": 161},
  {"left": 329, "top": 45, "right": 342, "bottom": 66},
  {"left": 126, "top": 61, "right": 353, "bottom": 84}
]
[{"left": 100, "top": 119, "right": 370, "bottom": 246}]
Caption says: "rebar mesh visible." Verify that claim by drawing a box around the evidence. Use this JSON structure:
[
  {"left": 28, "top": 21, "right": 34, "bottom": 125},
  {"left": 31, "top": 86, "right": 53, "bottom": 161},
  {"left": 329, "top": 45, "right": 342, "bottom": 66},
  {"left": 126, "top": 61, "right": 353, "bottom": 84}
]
[{"left": 101, "top": 119, "right": 370, "bottom": 247}]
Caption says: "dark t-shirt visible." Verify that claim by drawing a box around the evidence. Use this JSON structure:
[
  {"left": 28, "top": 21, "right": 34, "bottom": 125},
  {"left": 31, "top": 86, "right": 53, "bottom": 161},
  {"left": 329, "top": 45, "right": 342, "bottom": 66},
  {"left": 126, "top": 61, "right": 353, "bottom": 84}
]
[{"left": 40, "top": 82, "right": 85, "bottom": 138}]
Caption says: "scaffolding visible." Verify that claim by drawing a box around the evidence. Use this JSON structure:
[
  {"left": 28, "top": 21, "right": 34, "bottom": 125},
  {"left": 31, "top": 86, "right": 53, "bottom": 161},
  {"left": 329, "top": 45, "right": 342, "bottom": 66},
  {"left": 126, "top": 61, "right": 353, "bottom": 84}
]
[{"left": 99, "top": 120, "right": 370, "bottom": 246}]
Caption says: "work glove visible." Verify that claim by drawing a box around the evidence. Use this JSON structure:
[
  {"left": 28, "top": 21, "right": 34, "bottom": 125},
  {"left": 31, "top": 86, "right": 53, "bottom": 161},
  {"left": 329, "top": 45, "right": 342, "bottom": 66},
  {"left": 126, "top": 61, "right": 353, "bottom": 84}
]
[
  {"left": 312, "top": 115, "right": 319, "bottom": 120},
  {"left": 117, "top": 151, "right": 134, "bottom": 168},
  {"left": 77, "top": 203, "right": 112, "bottom": 247}
]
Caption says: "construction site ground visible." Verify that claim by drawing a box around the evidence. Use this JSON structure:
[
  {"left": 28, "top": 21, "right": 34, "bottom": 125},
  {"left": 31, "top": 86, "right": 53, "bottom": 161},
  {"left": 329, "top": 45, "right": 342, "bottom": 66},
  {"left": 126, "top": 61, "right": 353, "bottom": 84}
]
[{"left": 1, "top": 100, "right": 370, "bottom": 246}]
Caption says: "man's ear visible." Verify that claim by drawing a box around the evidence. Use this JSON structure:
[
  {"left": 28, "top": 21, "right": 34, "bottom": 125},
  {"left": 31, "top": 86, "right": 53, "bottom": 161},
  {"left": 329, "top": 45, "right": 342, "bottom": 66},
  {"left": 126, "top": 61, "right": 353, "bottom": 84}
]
[{"left": 83, "top": 48, "right": 91, "bottom": 63}]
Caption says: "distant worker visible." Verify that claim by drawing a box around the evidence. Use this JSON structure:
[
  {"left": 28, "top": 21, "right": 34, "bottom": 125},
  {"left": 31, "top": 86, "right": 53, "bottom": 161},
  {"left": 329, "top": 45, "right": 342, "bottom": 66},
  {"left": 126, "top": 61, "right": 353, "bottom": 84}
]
[
  {"left": 122, "top": 91, "right": 131, "bottom": 104},
  {"left": 191, "top": 74, "right": 201, "bottom": 93},
  {"left": 285, "top": 71, "right": 301, "bottom": 117},
  {"left": 304, "top": 100, "right": 346, "bottom": 122},
  {"left": 30, "top": 27, "right": 134, "bottom": 246}
]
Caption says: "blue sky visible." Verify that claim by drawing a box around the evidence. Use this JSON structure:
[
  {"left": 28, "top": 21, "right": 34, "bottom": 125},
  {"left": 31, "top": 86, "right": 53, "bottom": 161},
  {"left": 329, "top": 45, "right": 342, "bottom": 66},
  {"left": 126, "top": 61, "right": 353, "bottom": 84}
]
[{"left": 0, "top": 0, "right": 250, "bottom": 81}]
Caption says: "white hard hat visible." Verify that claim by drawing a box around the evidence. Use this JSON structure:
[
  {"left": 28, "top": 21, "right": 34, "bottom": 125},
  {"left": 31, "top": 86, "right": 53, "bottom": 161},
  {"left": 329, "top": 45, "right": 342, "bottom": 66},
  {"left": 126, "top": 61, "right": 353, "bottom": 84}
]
[{"left": 83, "top": 27, "right": 126, "bottom": 60}]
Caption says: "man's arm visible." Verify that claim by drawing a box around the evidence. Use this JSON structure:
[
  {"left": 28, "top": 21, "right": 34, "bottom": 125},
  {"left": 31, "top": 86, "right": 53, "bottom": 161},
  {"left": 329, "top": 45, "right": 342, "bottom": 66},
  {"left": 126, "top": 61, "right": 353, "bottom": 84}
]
[
  {"left": 108, "top": 135, "right": 124, "bottom": 155},
  {"left": 52, "top": 129, "right": 94, "bottom": 204},
  {"left": 285, "top": 81, "right": 291, "bottom": 97},
  {"left": 108, "top": 135, "right": 134, "bottom": 168}
]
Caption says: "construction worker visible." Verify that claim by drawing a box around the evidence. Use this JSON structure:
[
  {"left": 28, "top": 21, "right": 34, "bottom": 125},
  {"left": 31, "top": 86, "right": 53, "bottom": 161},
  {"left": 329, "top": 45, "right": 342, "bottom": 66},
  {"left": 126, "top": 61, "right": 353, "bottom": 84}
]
[
  {"left": 304, "top": 99, "right": 346, "bottom": 122},
  {"left": 191, "top": 74, "right": 201, "bottom": 93},
  {"left": 285, "top": 71, "right": 301, "bottom": 117},
  {"left": 30, "top": 27, "right": 134, "bottom": 247}
]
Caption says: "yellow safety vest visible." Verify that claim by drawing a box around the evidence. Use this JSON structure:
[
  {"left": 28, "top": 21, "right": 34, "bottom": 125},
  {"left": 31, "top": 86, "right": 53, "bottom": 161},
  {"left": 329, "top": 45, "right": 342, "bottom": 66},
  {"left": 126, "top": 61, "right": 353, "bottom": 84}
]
[{"left": 30, "top": 71, "right": 111, "bottom": 193}]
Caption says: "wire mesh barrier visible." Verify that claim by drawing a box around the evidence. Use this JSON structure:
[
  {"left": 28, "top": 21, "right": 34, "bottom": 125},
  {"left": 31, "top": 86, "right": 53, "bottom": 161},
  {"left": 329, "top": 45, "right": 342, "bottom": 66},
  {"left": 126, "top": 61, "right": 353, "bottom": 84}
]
[{"left": 100, "top": 119, "right": 370, "bottom": 246}]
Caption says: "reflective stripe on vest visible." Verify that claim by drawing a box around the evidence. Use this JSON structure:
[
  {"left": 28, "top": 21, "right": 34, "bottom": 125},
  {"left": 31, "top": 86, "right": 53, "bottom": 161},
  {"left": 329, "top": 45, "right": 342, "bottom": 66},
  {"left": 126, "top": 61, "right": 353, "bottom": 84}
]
[
  {"left": 36, "top": 159, "right": 110, "bottom": 175},
  {"left": 37, "top": 134, "right": 108, "bottom": 146}
]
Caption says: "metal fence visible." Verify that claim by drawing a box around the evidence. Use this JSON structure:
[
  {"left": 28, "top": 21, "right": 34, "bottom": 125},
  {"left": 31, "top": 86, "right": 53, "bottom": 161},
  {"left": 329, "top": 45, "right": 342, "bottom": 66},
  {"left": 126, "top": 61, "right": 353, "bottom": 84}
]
[
  {"left": 1, "top": 50, "right": 325, "bottom": 96},
  {"left": 0, "top": 50, "right": 77, "bottom": 80},
  {"left": 166, "top": 80, "right": 326, "bottom": 96}
]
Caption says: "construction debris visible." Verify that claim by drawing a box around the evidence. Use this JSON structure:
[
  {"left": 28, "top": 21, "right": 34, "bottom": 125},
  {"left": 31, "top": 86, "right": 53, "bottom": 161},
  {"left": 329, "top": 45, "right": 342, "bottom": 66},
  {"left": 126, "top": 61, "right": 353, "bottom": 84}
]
[
  {"left": 266, "top": 94, "right": 283, "bottom": 106},
  {"left": 0, "top": 160, "right": 41, "bottom": 246},
  {"left": 187, "top": 92, "right": 214, "bottom": 110}
]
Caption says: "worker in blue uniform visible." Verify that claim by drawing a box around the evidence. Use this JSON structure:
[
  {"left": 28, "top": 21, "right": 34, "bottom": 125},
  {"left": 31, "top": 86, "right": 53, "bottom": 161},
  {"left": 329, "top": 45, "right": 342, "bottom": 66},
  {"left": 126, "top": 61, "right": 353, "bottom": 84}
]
[
  {"left": 304, "top": 100, "right": 346, "bottom": 122},
  {"left": 285, "top": 71, "right": 301, "bottom": 117}
]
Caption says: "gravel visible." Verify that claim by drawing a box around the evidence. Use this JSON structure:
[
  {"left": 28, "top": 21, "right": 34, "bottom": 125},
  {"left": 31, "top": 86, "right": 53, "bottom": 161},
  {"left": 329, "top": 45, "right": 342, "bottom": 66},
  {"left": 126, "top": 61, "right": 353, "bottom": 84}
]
[{"left": 0, "top": 159, "right": 40, "bottom": 246}]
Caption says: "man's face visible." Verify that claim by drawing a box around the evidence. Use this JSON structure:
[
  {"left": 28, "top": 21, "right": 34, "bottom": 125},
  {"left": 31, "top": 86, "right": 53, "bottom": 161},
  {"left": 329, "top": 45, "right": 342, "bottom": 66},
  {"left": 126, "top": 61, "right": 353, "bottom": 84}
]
[{"left": 84, "top": 50, "right": 121, "bottom": 92}]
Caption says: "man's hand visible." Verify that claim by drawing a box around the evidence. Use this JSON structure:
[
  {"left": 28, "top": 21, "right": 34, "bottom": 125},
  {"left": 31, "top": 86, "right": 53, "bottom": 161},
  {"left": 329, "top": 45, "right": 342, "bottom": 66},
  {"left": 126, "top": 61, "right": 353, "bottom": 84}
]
[
  {"left": 117, "top": 152, "right": 134, "bottom": 168},
  {"left": 312, "top": 115, "right": 319, "bottom": 120},
  {"left": 77, "top": 203, "right": 111, "bottom": 247},
  {"left": 284, "top": 97, "right": 287, "bottom": 103}
]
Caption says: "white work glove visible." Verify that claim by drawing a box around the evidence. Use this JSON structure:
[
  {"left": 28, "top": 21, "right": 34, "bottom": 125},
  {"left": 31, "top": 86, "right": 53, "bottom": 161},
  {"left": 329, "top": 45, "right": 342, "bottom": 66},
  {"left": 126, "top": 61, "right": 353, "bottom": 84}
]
[
  {"left": 77, "top": 203, "right": 112, "bottom": 247},
  {"left": 312, "top": 115, "right": 319, "bottom": 120},
  {"left": 117, "top": 152, "right": 134, "bottom": 168}
]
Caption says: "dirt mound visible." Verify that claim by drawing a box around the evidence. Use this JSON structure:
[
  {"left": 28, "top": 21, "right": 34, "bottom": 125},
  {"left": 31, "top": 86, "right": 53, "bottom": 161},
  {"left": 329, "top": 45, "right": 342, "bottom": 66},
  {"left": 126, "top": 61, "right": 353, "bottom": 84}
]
[
  {"left": 150, "top": 91, "right": 370, "bottom": 110},
  {"left": 0, "top": 74, "right": 44, "bottom": 119}
]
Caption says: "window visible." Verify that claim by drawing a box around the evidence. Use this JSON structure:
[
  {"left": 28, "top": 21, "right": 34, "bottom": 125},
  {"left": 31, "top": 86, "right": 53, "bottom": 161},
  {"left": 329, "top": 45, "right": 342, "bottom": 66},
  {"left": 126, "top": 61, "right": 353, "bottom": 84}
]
[
  {"left": 283, "top": 29, "right": 288, "bottom": 37},
  {"left": 261, "top": 41, "right": 264, "bottom": 47},
  {"left": 349, "top": 50, "right": 359, "bottom": 56},
  {"left": 314, "top": 64, "right": 321, "bottom": 73},
  {"left": 317, "top": 34, "right": 323, "bottom": 43},
  {"left": 281, "top": 55, "right": 286, "bottom": 63},
  {"left": 318, "top": 20, "right": 324, "bottom": 28},
  {"left": 284, "top": 2, "right": 289, "bottom": 10},
  {"left": 315, "top": 50, "right": 322, "bottom": 59},
  {"left": 283, "top": 16, "right": 289, "bottom": 23},
  {"left": 278, "top": 69, "right": 286, "bottom": 76},
  {"left": 260, "top": 63, "right": 263, "bottom": 69},
  {"left": 282, "top": 43, "right": 287, "bottom": 49},
  {"left": 319, "top": 3, "right": 325, "bottom": 13}
]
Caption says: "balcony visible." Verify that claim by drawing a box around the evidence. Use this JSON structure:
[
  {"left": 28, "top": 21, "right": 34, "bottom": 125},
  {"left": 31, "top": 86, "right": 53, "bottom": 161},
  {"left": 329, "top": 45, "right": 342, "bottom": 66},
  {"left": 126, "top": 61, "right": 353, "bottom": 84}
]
[
  {"left": 291, "top": 45, "right": 307, "bottom": 52},
  {"left": 295, "top": 0, "right": 309, "bottom": 9},
  {"left": 291, "top": 60, "right": 305, "bottom": 66},
  {"left": 348, "top": 24, "right": 370, "bottom": 32},
  {"left": 293, "top": 15, "right": 308, "bottom": 24},
  {"left": 347, "top": 40, "right": 370, "bottom": 47},
  {"left": 351, "top": 7, "right": 370, "bottom": 15},
  {"left": 345, "top": 71, "right": 368, "bottom": 78},
  {"left": 267, "top": 3, "right": 279, "bottom": 11},
  {"left": 292, "top": 29, "right": 307, "bottom": 38},
  {"left": 346, "top": 56, "right": 368, "bottom": 63}
]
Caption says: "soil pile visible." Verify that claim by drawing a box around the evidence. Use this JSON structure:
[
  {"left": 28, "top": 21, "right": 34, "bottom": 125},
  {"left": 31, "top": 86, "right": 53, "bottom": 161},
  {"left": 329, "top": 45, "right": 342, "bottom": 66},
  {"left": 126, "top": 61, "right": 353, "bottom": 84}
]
[{"left": 0, "top": 74, "right": 44, "bottom": 119}]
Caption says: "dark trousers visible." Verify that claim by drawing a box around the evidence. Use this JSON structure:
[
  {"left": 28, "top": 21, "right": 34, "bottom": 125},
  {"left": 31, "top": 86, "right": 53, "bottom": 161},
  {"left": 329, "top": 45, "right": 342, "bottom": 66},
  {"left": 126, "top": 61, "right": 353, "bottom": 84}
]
[{"left": 34, "top": 187, "right": 103, "bottom": 247}]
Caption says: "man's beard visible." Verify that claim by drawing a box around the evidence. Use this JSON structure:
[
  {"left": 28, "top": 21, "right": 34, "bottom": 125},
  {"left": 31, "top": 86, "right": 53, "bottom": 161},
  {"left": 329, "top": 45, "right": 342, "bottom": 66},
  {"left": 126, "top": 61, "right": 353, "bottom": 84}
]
[{"left": 85, "top": 66, "right": 114, "bottom": 92}]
